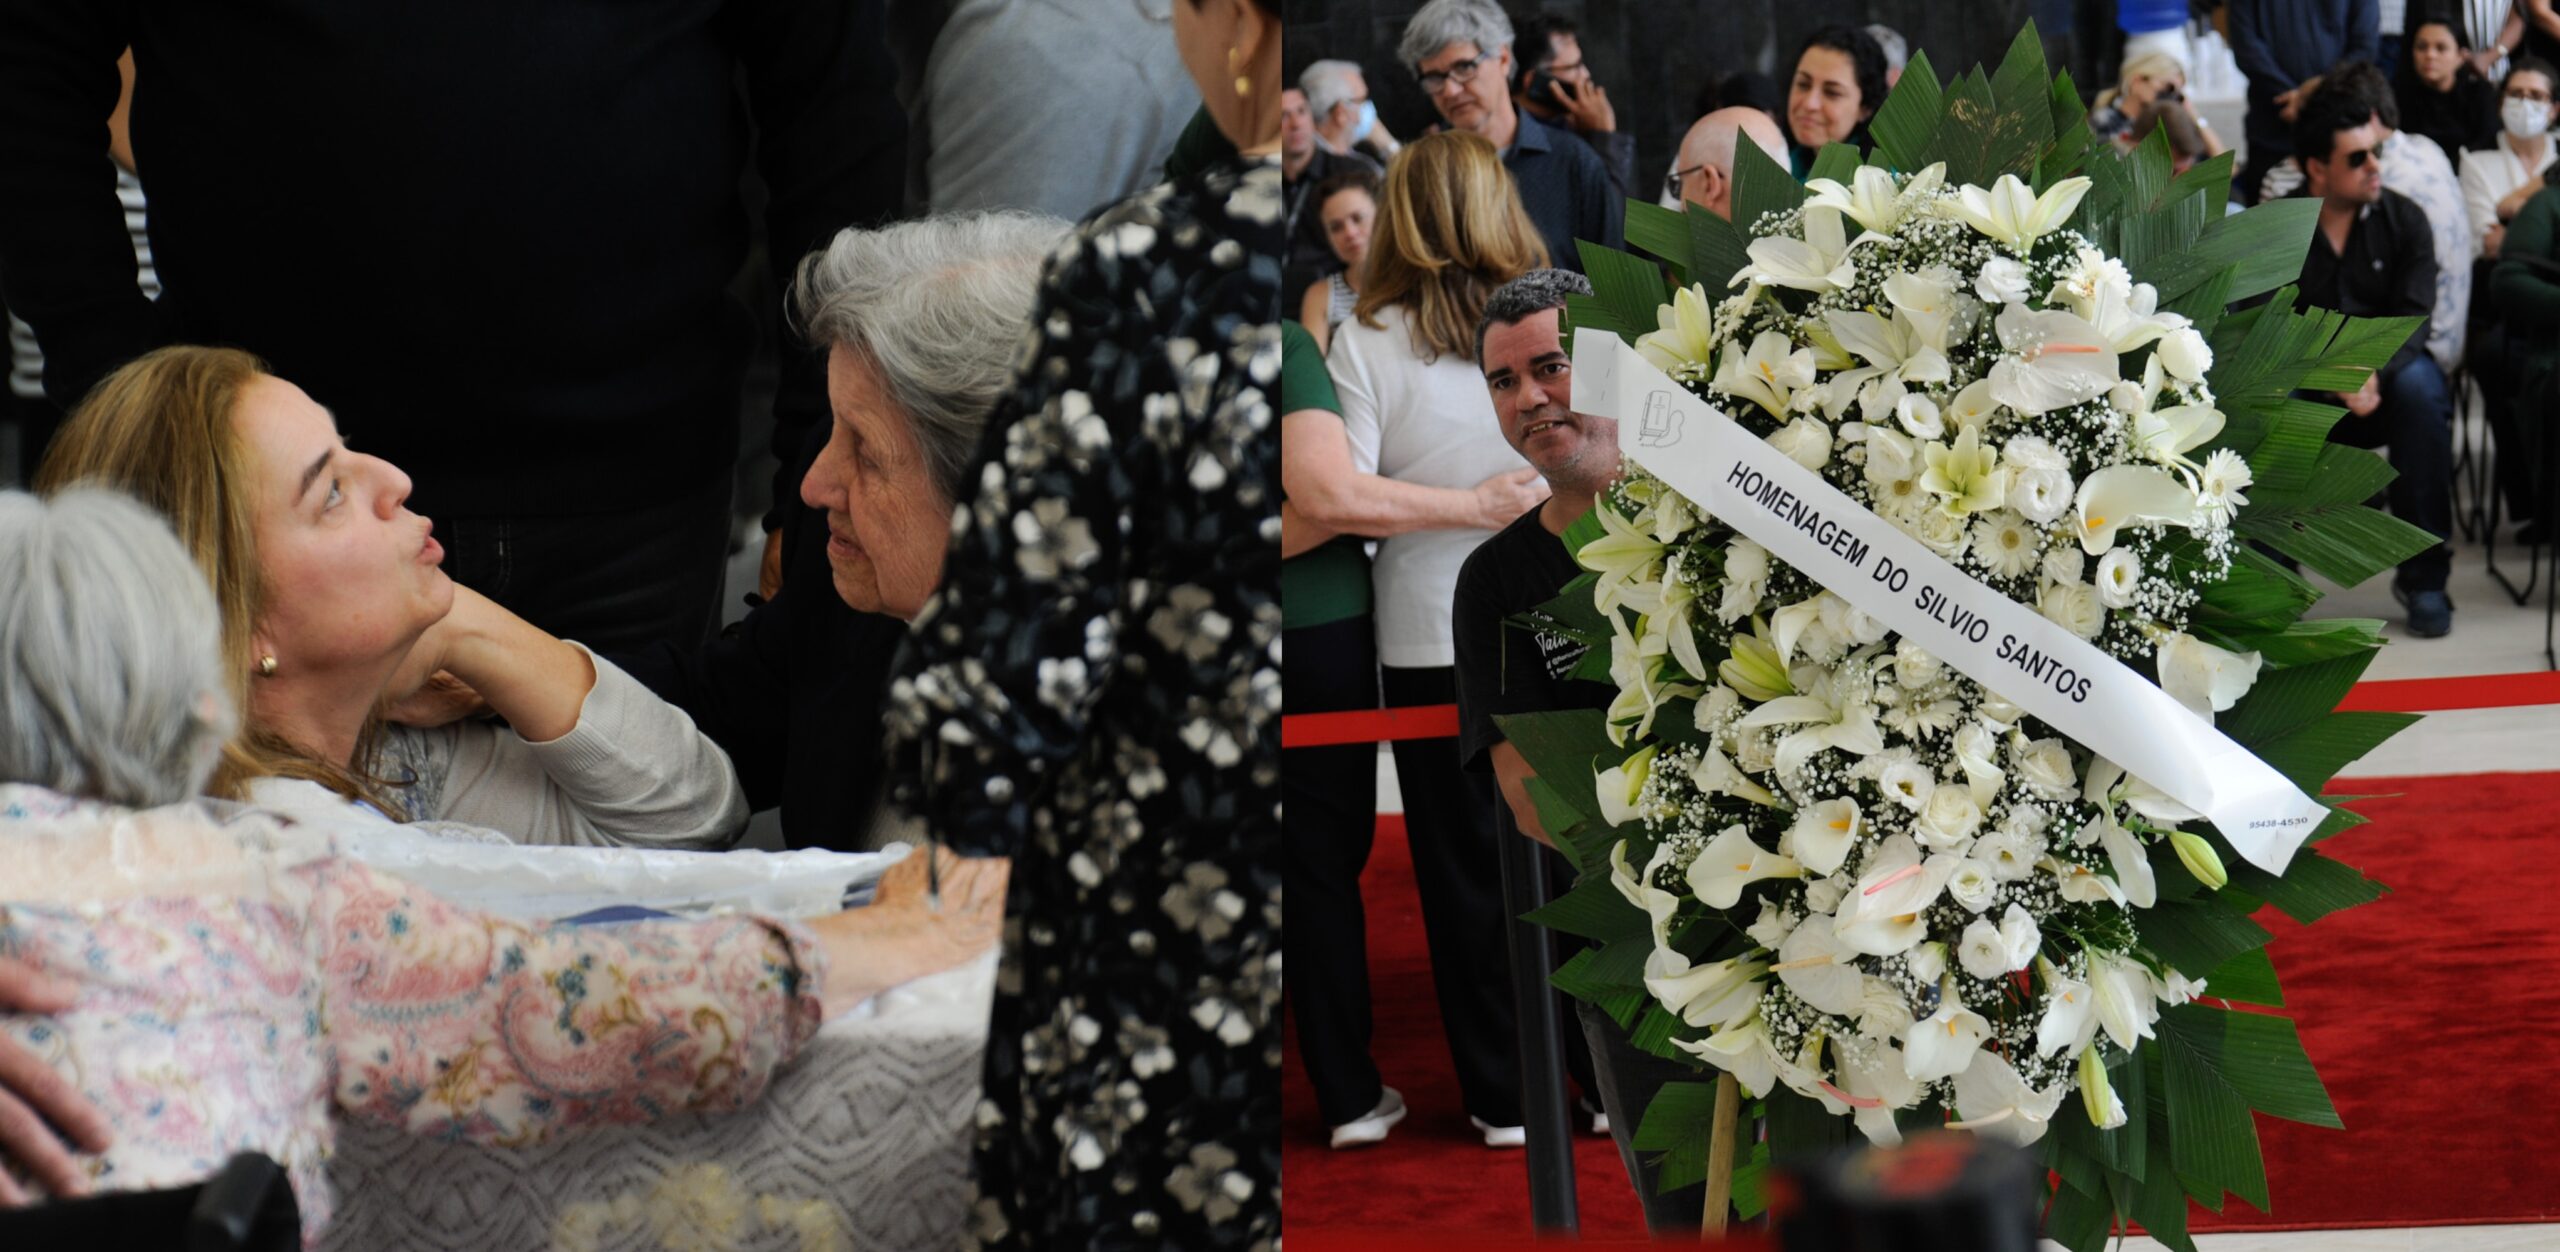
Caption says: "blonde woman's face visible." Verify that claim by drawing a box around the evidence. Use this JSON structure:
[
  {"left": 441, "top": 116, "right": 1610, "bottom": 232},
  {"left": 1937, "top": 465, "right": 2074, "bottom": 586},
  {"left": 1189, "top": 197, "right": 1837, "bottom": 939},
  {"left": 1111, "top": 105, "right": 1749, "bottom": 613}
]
[{"left": 233, "top": 375, "right": 453, "bottom": 673}]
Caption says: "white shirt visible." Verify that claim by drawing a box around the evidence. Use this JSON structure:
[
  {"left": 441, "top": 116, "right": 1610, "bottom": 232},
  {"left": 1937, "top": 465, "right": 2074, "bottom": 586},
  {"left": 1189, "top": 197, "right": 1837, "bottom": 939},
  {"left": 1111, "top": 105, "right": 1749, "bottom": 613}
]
[
  {"left": 2459, "top": 129, "right": 2555, "bottom": 240},
  {"left": 1327, "top": 302, "right": 1531, "bottom": 668}
]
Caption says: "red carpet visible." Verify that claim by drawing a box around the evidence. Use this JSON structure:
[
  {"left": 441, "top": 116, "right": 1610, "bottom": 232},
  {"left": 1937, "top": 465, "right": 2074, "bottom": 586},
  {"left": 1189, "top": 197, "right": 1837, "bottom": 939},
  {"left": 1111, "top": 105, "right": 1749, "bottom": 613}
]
[{"left": 1283, "top": 772, "right": 2560, "bottom": 1239}]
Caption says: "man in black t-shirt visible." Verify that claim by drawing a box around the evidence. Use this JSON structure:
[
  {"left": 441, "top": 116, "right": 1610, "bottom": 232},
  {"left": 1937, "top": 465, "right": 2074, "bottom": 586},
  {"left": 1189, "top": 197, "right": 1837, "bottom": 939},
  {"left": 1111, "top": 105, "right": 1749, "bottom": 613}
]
[{"left": 1451, "top": 269, "right": 1706, "bottom": 1231}]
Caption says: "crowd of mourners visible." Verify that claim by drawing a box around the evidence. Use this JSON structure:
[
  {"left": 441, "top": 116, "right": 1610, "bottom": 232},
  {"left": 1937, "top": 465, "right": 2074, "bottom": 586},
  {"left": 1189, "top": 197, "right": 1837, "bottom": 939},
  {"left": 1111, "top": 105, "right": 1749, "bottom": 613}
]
[{"left": 1281, "top": 0, "right": 2556, "bottom": 1229}]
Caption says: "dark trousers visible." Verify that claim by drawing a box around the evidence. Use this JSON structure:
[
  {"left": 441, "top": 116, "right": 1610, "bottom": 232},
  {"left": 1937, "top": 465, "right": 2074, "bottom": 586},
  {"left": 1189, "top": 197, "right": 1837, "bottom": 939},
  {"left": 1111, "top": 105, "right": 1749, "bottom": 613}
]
[
  {"left": 1382, "top": 664, "right": 1597, "bottom": 1127},
  {"left": 439, "top": 476, "right": 734, "bottom": 655},
  {"left": 1284, "top": 615, "right": 1385, "bottom": 1126},
  {"left": 1574, "top": 997, "right": 1710, "bottom": 1232},
  {"left": 2469, "top": 311, "right": 2541, "bottom": 522},
  {"left": 2333, "top": 353, "right": 2454, "bottom": 593}
]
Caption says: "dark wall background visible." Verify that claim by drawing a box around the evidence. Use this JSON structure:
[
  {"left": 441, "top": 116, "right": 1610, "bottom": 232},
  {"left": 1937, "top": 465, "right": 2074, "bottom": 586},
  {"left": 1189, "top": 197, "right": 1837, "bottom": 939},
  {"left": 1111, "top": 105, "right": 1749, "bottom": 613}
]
[{"left": 1286, "top": 0, "right": 2123, "bottom": 194}]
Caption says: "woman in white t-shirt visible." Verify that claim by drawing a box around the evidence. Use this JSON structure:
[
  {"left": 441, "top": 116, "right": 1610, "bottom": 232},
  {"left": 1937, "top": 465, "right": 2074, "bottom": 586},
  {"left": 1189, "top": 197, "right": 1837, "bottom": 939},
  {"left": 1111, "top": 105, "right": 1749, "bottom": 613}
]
[
  {"left": 1322, "top": 129, "right": 1553, "bottom": 1147},
  {"left": 2463, "top": 57, "right": 2560, "bottom": 256}
]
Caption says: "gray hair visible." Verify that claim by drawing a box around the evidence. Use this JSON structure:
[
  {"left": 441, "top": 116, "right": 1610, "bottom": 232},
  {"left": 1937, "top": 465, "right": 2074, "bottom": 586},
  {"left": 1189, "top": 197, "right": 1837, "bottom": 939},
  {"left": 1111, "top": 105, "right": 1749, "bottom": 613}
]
[
  {"left": 1476, "top": 268, "right": 1593, "bottom": 362},
  {"left": 1865, "top": 24, "right": 1908, "bottom": 75},
  {"left": 1398, "top": 0, "right": 1513, "bottom": 74},
  {"left": 789, "top": 211, "right": 1074, "bottom": 503},
  {"left": 0, "top": 489, "right": 235, "bottom": 808},
  {"left": 1302, "top": 59, "right": 1366, "bottom": 120}
]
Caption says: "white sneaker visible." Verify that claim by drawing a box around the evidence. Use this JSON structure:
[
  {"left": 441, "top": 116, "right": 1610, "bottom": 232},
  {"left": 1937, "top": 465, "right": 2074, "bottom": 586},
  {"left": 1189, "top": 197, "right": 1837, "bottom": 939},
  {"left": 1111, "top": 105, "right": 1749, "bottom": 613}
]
[
  {"left": 1589, "top": 1110, "right": 1611, "bottom": 1136},
  {"left": 1329, "top": 1087, "right": 1407, "bottom": 1149},
  {"left": 1470, "top": 1116, "right": 1527, "bottom": 1148}
]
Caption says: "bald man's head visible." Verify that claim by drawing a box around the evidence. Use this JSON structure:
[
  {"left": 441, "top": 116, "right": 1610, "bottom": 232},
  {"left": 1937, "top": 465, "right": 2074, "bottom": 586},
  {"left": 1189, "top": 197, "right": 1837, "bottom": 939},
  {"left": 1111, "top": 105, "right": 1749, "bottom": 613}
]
[{"left": 1671, "top": 107, "right": 1789, "bottom": 219}]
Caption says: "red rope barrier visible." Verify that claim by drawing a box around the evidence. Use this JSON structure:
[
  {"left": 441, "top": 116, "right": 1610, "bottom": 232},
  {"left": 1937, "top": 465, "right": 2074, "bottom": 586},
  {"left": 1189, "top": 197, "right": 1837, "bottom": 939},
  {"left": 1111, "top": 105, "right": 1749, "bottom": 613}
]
[{"left": 1280, "top": 671, "right": 2560, "bottom": 748}]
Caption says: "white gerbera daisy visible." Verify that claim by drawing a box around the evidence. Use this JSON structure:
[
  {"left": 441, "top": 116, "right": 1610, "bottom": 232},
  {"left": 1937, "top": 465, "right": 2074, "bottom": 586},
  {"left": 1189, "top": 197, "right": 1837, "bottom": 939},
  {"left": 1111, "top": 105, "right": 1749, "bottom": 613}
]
[
  {"left": 1971, "top": 510, "right": 2042, "bottom": 579},
  {"left": 2196, "top": 447, "right": 2254, "bottom": 528}
]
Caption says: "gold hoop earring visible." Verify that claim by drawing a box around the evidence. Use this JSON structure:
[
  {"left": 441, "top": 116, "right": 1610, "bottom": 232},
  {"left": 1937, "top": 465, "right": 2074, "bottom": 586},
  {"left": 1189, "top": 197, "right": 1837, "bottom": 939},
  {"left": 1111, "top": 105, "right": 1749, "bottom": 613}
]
[{"left": 257, "top": 655, "right": 278, "bottom": 677}]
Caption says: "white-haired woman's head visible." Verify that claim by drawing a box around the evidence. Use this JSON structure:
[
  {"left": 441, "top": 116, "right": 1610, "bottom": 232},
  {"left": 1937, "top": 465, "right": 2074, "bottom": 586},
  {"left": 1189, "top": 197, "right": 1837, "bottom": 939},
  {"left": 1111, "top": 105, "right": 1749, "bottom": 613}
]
[{"left": 0, "top": 488, "right": 236, "bottom": 807}]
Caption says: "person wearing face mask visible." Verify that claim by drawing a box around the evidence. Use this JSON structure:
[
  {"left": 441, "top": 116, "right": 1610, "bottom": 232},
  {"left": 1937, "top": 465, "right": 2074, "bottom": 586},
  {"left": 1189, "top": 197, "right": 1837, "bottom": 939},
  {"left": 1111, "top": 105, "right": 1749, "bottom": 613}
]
[
  {"left": 1304, "top": 59, "right": 1402, "bottom": 164},
  {"left": 2398, "top": 12, "right": 2502, "bottom": 163},
  {"left": 2461, "top": 57, "right": 2560, "bottom": 254}
]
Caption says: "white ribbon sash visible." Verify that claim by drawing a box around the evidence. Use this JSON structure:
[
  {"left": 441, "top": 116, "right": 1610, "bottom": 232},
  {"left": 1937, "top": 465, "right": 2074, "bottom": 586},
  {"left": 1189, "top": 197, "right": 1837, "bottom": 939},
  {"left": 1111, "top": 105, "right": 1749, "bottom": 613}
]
[{"left": 1573, "top": 335, "right": 2323, "bottom": 874}]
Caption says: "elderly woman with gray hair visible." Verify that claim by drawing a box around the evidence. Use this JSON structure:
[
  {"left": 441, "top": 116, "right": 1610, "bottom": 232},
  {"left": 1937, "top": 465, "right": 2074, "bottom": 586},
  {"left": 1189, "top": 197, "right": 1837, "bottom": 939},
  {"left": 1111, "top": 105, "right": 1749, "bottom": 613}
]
[
  {"left": 0, "top": 488, "right": 1003, "bottom": 1236},
  {"left": 617, "top": 209, "right": 1076, "bottom": 850}
]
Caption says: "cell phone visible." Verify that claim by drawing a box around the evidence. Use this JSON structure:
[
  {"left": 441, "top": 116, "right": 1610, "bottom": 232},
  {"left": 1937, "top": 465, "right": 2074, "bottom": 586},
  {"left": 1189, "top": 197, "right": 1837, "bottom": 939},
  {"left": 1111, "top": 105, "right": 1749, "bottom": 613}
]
[
  {"left": 1526, "top": 68, "right": 1565, "bottom": 110},
  {"left": 2155, "top": 84, "right": 2184, "bottom": 103}
]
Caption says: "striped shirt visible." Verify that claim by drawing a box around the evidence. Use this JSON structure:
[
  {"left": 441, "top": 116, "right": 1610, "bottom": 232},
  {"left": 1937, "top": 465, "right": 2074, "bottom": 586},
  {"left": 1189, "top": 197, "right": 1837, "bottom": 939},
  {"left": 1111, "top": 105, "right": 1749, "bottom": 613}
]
[{"left": 8, "top": 162, "right": 155, "bottom": 402}]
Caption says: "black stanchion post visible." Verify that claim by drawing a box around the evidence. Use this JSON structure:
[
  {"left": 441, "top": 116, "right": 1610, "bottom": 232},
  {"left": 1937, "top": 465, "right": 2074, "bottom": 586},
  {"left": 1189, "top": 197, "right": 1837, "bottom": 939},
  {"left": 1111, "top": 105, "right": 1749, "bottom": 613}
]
[{"left": 1494, "top": 807, "right": 1577, "bottom": 1232}]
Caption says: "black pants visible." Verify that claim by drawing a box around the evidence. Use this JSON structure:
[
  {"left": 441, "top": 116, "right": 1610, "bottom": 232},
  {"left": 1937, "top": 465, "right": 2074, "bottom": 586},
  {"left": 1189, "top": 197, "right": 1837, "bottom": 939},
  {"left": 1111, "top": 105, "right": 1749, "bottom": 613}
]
[
  {"left": 2332, "top": 353, "right": 2455, "bottom": 593},
  {"left": 439, "top": 476, "right": 734, "bottom": 656},
  {"left": 1382, "top": 664, "right": 1596, "bottom": 1127},
  {"left": 1284, "top": 614, "right": 1385, "bottom": 1126},
  {"left": 1575, "top": 997, "right": 1710, "bottom": 1233}
]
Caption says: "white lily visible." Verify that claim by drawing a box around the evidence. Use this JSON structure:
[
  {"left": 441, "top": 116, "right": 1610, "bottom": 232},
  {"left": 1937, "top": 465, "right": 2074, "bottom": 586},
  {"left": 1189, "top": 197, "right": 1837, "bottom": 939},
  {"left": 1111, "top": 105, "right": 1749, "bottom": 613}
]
[
  {"left": 1988, "top": 302, "right": 2120, "bottom": 415},
  {"left": 1604, "top": 613, "right": 1701, "bottom": 746},
  {"left": 1743, "top": 682, "right": 1888, "bottom": 796},
  {"left": 1829, "top": 304, "right": 1953, "bottom": 391},
  {"left": 1644, "top": 947, "right": 1768, "bottom": 1030},
  {"left": 1942, "top": 377, "right": 2000, "bottom": 436},
  {"left": 1835, "top": 835, "right": 1960, "bottom": 956},
  {"left": 2088, "top": 952, "right": 2161, "bottom": 1050},
  {"left": 1919, "top": 425, "right": 2008, "bottom": 517},
  {"left": 1576, "top": 499, "right": 1663, "bottom": 611},
  {"left": 1883, "top": 265, "right": 1971, "bottom": 350},
  {"left": 1734, "top": 204, "right": 1863, "bottom": 295},
  {"left": 2083, "top": 755, "right": 2202, "bottom": 824},
  {"left": 2132, "top": 400, "right": 2226, "bottom": 474},
  {"left": 1804, "top": 161, "right": 1945, "bottom": 235},
  {"left": 2072, "top": 463, "right": 2196, "bottom": 555},
  {"left": 1717, "top": 538, "right": 1770, "bottom": 624},
  {"left": 2035, "top": 962, "right": 2099, "bottom": 1057},
  {"left": 2170, "top": 829, "right": 2230, "bottom": 890},
  {"left": 2079, "top": 1044, "right": 2128, "bottom": 1130},
  {"left": 1607, "top": 837, "right": 1681, "bottom": 950},
  {"left": 2093, "top": 811, "right": 2158, "bottom": 909},
  {"left": 1594, "top": 745, "right": 1660, "bottom": 828},
  {"left": 1673, "top": 1017, "right": 1782, "bottom": 1098},
  {"left": 1788, "top": 796, "right": 1863, "bottom": 876},
  {"left": 2158, "top": 630, "right": 2262, "bottom": 718},
  {"left": 1949, "top": 1049, "right": 2069, "bottom": 1146},
  {"left": 2044, "top": 853, "right": 2125, "bottom": 906},
  {"left": 1686, "top": 822, "right": 1802, "bottom": 907},
  {"left": 1712, "top": 330, "right": 1818, "bottom": 421},
  {"left": 1718, "top": 618, "right": 1793, "bottom": 702},
  {"left": 1836, "top": 1038, "right": 1925, "bottom": 1146},
  {"left": 1636, "top": 283, "right": 1721, "bottom": 378},
  {"left": 1773, "top": 909, "right": 1867, "bottom": 1015},
  {"left": 1903, "top": 979, "right": 1992, "bottom": 1082},
  {"left": 2049, "top": 245, "right": 2182, "bottom": 353},
  {"left": 1944, "top": 173, "right": 2092, "bottom": 255}
]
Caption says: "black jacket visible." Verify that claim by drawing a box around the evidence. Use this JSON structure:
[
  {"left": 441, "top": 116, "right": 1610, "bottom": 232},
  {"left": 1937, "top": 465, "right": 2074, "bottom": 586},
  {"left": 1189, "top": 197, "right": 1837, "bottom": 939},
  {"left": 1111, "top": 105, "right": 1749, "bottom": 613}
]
[{"left": 0, "top": 0, "right": 904, "bottom": 519}]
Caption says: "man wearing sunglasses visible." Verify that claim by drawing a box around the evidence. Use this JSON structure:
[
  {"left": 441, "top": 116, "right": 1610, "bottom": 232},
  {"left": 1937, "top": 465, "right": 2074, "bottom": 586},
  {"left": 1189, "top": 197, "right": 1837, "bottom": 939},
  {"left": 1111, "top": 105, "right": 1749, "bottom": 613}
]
[
  {"left": 2292, "top": 84, "right": 2459, "bottom": 638},
  {"left": 1396, "top": 0, "right": 1622, "bottom": 273}
]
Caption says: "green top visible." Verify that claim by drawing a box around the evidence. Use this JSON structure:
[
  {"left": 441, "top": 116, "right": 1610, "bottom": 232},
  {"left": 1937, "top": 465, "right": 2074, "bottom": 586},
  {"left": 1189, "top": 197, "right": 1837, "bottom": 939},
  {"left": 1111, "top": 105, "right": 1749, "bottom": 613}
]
[
  {"left": 2495, "top": 186, "right": 2560, "bottom": 394},
  {"left": 1281, "top": 320, "right": 1372, "bottom": 630}
]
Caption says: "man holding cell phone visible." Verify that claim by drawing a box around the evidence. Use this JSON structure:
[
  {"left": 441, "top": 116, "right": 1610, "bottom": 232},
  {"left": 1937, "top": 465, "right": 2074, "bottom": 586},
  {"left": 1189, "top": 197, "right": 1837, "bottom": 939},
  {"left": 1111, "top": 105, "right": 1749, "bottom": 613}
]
[{"left": 1511, "top": 12, "right": 1636, "bottom": 200}]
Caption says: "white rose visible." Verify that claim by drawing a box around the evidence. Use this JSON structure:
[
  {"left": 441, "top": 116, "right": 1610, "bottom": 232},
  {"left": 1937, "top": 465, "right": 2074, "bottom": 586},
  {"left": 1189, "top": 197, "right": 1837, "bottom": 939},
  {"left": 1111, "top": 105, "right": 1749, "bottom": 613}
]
[
  {"left": 1972, "top": 828, "right": 2044, "bottom": 880},
  {"left": 1856, "top": 977, "right": 1916, "bottom": 1039},
  {"left": 2158, "top": 327, "right": 2215, "bottom": 382},
  {"left": 2158, "top": 631, "right": 2263, "bottom": 717},
  {"left": 2013, "top": 737, "right": 2079, "bottom": 799},
  {"left": 1945, "top": 858, "right": 2001, "bottom": 913},
  {"left": 2095, "top": 548, "right": 2143, "bottom": 608},
  {"left": 1917, "top": 787, "right": 1985, "bottom": 850},
  {"left": 2037, "top": 579, "right": 2106, "bottom": 639},
  {"left": 1819, "top": 590, "right": 1890, "bottom": 646},
  {"left": 2107, "top": 378, "right": 2147, "bottom": 416},
  {"left": 1769, "top": 415, "right": 1834, "bottom": 471},
  {"left": 2041, "top": 542, "right": 2084, "bottom": 589},
  {"left": 1975, "top": 255, "right": 2032, "bottom": 305},
  {"left": 1894, "top": 640, "right": 1943, "bottom": 690},
  {"left": 1747, "top": 898, "right": 1799, "bottom": 948},
  {"left": 1905, "top": 941, "right": 1947, "bottom": 984},
  {"left": 1916, "top": 508, "right": 1971, "bottom": 559},
  {"left": 1865, "top": 426, "right": 1918, "bottom": 485},
  {"left": 1804, "top": 874, "right": 1848, "bottom": 914},
  {"left": 1997, "top": 903, "right": 2041, "bottom": 969},
  {"left": 1957, "top": 916, "right": 2011, "bottom": 980}
]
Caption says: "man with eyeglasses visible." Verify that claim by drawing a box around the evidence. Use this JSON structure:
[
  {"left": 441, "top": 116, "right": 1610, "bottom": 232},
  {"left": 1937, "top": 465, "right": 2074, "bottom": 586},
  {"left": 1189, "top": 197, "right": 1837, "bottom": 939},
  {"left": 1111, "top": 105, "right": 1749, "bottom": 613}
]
[
  {"left": 2290, "top": 82, "right": 2458, "bottom": 638},
  {"left": 1659, "top": 106, "right": 1790, "bottom": 217},
  {"left": 1511, "top": 14, "right": 1634, "bottom": 200},
  {"left": 1303, "top": 59, "right": 1401, "bottom": 165},
  {"left": 1396, "top": 0, "right": 1621, "bottom": 272}
]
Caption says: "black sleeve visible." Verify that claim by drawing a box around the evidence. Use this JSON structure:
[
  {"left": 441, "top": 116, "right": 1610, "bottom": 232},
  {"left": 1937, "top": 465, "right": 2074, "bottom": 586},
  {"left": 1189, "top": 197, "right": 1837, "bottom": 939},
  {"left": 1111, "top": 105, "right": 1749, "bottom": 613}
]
[
  {"left": 724, "top": 0, "right": 909, "bottom": 530},
  {"left": 0, "top": 0, "right": 160, "bottom": 408},
  {"left": 612, "top": 589, "right": 799, "bottom": 814}
]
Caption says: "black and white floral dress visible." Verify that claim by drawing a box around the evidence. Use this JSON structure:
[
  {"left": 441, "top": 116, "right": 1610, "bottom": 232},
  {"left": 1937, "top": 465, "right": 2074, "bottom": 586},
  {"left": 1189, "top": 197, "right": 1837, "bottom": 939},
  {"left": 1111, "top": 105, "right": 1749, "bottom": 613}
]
[{"left": 884, "top": 154, "right": 1281, "bottom": 1250}]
